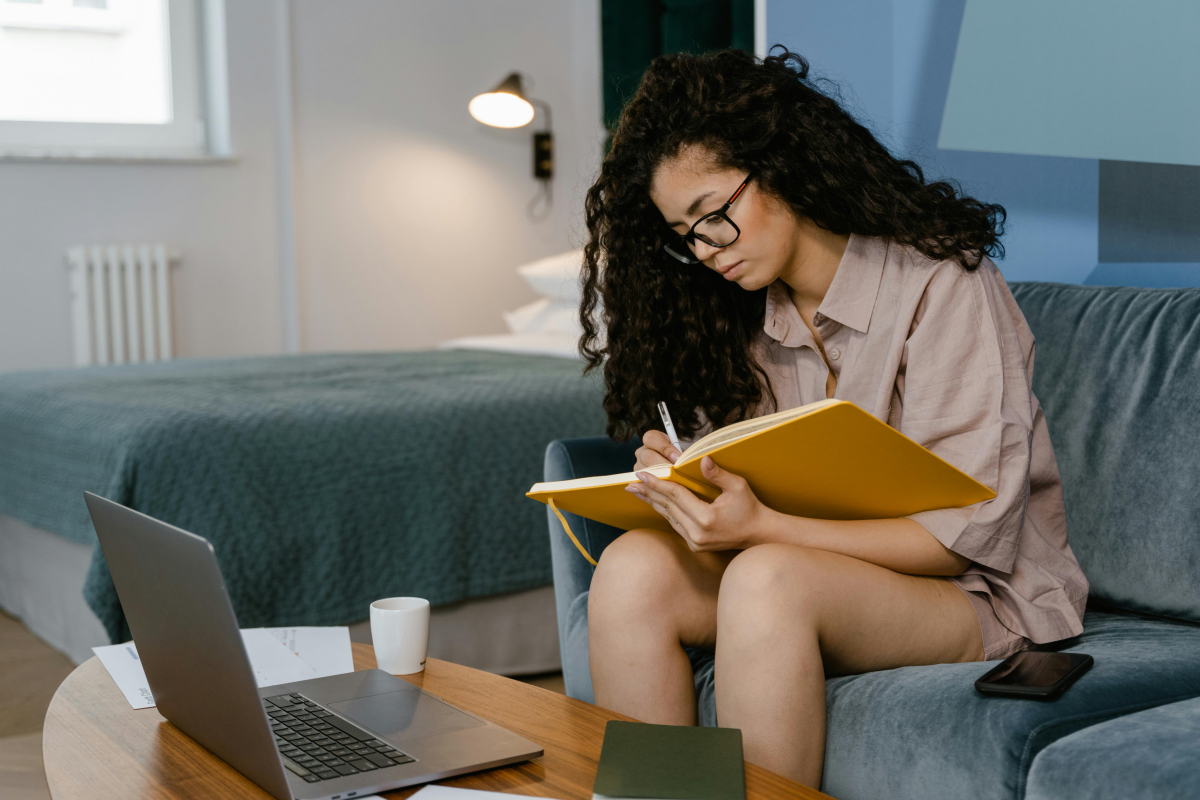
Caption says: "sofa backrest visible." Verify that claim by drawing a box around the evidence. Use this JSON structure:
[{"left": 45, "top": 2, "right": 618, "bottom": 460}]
[{"left": 1010, "top": 282, "right": 1200, "bottom": 623}]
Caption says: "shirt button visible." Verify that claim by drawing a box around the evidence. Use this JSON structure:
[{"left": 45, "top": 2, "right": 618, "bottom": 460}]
[{"left": 829, "top": 348, "right": 841, "bottom": 361}]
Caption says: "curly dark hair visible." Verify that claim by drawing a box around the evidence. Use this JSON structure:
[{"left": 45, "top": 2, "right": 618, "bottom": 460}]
[{"left": 580, "top": 48, "right": 1006, "bottom": 442}]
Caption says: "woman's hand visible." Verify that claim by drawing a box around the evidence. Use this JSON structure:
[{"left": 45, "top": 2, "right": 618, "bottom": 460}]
[
  {"left": 626, "top": 456, "right": 775, "bottom": 552},
  {"left": 634, "top": 429, "right": 683, "bottom": 471}
]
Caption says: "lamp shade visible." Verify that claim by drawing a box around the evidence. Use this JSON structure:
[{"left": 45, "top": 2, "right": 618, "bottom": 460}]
[{"left": 469, "top": 72, "right": 535, "bottom": 128}]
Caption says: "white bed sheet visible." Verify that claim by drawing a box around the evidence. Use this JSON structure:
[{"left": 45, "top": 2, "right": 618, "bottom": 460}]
[
  {"left": 0, "top": 512, "right": 561, "bottom": 675},
  {"left": 439, "top": 333, "right": 580, "bottom": 360}
]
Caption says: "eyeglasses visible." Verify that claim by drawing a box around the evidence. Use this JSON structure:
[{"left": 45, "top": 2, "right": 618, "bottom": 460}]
[{"left": 663, "top": 174, "right": 752, "bottom": 265}]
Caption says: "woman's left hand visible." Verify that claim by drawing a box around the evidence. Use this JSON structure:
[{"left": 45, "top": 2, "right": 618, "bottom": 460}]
[{"left": 626, "top": 456, "right": 774, "bottom": 552}]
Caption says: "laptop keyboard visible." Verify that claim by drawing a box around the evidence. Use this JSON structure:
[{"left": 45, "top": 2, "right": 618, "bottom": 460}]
[{"left": 263, "top": 692, "right": 416, "bottom": 783}]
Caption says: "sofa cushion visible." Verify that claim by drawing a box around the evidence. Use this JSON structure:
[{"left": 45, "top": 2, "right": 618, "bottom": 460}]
[
  {"left": 1010, "top": 283, "right": 1200, "bottom": 622},
  {"left": 544, "top": 437, "right": 640, "bottom": 697},
  {"left": 1025, "top": 694, "right": 1200, "bottom": 800},
  {"left": 561, "top": 590, "right": 595, "bottom": 701},
  {"left": 690, "top": 611, "right": 1200, "bottom": 800}
]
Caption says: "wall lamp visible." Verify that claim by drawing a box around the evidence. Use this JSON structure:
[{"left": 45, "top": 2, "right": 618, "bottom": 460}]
[{"left": 469, "top": 72, "right": 553, "bottom": 219}]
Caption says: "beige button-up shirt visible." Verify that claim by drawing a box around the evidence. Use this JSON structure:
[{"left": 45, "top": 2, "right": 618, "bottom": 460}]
[{"left": 753, "top": 234, "right": 1088, "bottom": 643}]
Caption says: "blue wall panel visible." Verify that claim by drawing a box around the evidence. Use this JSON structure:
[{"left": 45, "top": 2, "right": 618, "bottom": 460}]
[
  {"left": 763, "top": 0, "right": 894, "bottom": 134},
  {"left": 938, "top": 0, "right": 1200, "bottom": 167},
  {"left": 1099, "top": 161, "right": 1200, "bottom": 263},
  {"left": 768, "top": 0, "right": 1098, "bottom": 284},
  {"left": 1085, "top": 263, "right": 1200, "bottom": 288}
]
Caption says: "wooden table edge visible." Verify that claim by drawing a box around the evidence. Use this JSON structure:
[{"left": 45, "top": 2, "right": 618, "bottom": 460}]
[{"left": 41, "top": 643, "right": 831, "bottom": 800}]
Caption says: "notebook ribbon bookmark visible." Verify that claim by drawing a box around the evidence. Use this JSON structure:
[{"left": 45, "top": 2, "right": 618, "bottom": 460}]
[{"left": 548, "top": 498, "right": 598, "bottom": 567}]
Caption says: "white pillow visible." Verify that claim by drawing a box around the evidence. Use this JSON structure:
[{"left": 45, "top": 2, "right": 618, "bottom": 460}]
[
  {"left": 503, "top": 297, "right": 582, "bottom": 337},
  {"left": 517, "top": 248, "right": 584, "bottom": 305}
]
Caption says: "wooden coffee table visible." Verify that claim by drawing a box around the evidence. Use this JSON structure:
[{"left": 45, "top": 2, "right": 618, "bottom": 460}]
[{"left": 43, "top": 643, "right": 830, "bottom": 799}]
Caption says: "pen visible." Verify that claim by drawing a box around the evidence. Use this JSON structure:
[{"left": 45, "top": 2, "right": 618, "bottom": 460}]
[{"left": 656, "top": 401, "right": 683, "bottom": 459}]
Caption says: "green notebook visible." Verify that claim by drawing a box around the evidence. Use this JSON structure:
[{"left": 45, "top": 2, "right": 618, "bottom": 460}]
[{"left": 592, "top": 720, "right": 746, "bottom": 800}]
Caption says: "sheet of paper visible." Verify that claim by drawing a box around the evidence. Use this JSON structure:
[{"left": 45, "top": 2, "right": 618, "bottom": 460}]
[
  {"left": 240, "top": 628, "right": 319, "bottom": 688},
  {"left": 254, "top": 626, "right": 354, "bottom": 678},
  {"left": 93, "top": 625, "right": 353, "bottom": 709},
  {"left": 409, "top": 787, "right": 553, "bottom": 800},
  {"left": 92, "top": 642, "right": 155, "bottom": 709}
]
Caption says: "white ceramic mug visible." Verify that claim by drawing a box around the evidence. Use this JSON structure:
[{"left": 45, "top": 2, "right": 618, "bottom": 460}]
[{"left": 370, "top": 597, "right": 430, "bottom": 675}]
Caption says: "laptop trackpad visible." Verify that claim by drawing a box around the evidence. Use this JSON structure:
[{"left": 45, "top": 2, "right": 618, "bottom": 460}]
[{"left": 329, "top": 690, "right": 485, "bottom": 744}]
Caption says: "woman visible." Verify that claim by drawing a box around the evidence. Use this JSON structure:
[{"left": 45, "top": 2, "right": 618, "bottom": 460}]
[{"left": 578, "top": 49, "right": 1088, "bottom": 788}]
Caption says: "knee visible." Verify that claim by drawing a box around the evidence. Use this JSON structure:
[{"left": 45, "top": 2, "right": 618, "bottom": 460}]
[
  {"left": 718, "top": 545, "right": 822, "bottom": 632},
  {"left": 589, "top": 529, "right": 687, "bottom": 622}
]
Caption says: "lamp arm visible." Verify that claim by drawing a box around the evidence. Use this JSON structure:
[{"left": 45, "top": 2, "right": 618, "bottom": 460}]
[{"left": 529, "top": 98, "right": 552, "bottom": 132}]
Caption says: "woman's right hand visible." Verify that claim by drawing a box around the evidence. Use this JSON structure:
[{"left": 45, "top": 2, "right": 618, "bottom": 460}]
[{"left": 634, "top": 429, "right": 682, "bottom": 471}]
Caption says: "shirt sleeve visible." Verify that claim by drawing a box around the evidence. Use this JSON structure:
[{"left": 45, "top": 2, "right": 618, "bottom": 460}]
[{"left": 899, "top": 262, "right": 1034, "bottom": 574}]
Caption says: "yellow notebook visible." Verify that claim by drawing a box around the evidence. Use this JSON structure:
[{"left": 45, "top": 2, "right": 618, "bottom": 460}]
[{"left": 527, "top": 399, "right": 995, "bottom": 564}]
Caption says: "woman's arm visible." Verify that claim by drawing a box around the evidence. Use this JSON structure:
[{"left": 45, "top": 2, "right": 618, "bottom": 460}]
[
  {"left": 754, "top": 513, "right": 971, "bottom": 576},
  {"left": 628, "top": 456, "right": 971, "bottom": 577}
]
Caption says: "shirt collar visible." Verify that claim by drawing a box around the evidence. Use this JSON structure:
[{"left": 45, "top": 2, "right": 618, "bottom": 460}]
[
  {"left": 816, "top": 234, "right": 887, "bottom": 334},
  {"left": 763, "top": 281, "right": 808, "bottom": 346},
  {"left": 762, "top": 234, "right": 887, "bottom": 343}
]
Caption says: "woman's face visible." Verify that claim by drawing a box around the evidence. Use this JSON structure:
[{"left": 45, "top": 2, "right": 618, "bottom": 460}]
[{"left": 649, "top": 147, "right": 801, "bottom": 291}]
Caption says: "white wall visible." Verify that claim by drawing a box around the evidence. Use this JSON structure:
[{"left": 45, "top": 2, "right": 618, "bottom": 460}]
[
  {"left": 0, "top": 0, "right": 285, "bottom": 373},
  {"left": 290, "top": 0, "right": 603, "bottom": 352},
  {"left": 0, "top": 0, "right": 603, "bottom": 372}
]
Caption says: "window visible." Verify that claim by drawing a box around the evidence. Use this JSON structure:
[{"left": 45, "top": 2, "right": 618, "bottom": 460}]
[{"left": 0, "top": 0, "right": 222, "bottom": 157}]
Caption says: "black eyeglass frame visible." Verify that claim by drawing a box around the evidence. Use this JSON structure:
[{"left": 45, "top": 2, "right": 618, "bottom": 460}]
[{"left": 663, "top": 173, "right": 754, "bottom": 265}]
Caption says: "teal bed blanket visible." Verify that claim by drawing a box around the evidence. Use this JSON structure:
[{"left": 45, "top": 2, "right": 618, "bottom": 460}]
[{"left": 0, "top": 350, "right": 607, "bottom": 642}]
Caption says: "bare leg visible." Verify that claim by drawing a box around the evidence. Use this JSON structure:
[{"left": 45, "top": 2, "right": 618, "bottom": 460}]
[
  {"left": 588, "top": 529, "right": 737, "bottom": 724},
  {"left": 714, "top": 544, "right": 985, "bottom": 788}
]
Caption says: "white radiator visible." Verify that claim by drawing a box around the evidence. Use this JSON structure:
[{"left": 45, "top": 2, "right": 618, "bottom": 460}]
[{"left": 65, "top": 244, "right": 178, "bottom": 367}]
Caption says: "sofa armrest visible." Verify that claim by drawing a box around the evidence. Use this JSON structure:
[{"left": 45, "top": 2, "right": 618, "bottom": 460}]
[{"left": 544, "top": 436, "right": 638, "bottom": 698}]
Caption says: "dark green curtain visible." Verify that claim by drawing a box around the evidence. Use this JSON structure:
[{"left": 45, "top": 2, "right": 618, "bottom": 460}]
[{"left": 602, "top": 0, "right": 755, "bottom": 135}]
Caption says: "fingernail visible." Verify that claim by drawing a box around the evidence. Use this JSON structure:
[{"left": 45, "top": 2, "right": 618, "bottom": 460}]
[
  {"left": 702, "top": 456, "right": 713, "bottom": 469},
  {"left": 668, "top": 450, "right": 679, "bottom": 463},
  {"left": 636, "top": 472, "right": 649, "bottom": 482}
]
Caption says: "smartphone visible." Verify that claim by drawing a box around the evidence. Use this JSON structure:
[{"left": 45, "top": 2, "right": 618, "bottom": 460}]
[{"left": 975, "top": 651, "right": 1093, "bottom": 700}]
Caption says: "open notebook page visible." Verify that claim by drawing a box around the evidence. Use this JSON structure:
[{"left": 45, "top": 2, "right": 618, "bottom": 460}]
[{"left": 678, "top": 399, "right": 839, "bottom": 465}]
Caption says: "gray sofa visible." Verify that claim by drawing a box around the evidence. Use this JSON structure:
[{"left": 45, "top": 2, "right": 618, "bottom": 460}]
[{"left": 544, "top": 282, "right": 1200, "bottom": 800}]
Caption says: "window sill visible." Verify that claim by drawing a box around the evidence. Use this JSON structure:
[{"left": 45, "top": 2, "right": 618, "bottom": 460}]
[{"left": 0, "top": 150, "right": 238, "bottom": 165}]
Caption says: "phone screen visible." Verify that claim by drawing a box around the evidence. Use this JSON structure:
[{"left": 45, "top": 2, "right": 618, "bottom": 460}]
[{"left": 984, "top": 651, "right": 1075, "bottom": 688}]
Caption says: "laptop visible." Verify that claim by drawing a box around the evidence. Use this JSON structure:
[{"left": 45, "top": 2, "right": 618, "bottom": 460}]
[{"left": 84, "top": 492, "right": 543, "bottom": 800}]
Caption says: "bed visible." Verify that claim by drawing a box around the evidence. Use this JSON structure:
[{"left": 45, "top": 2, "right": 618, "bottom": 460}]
[{"left": 0, "top": 348, "right": 606, "bottom": 672}]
